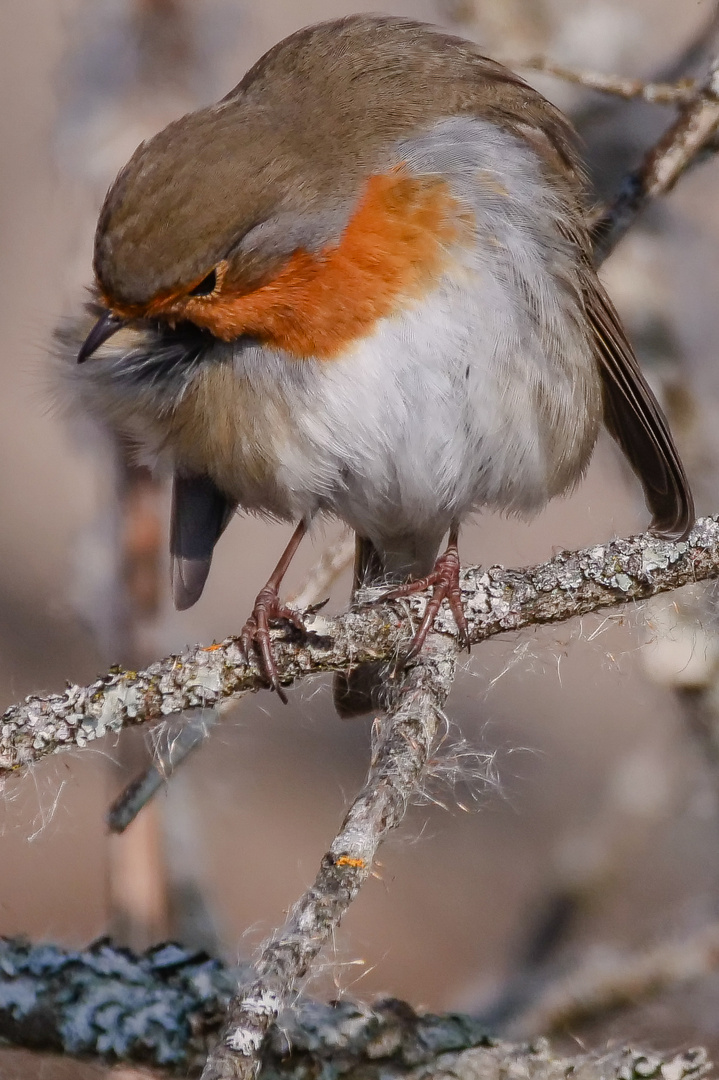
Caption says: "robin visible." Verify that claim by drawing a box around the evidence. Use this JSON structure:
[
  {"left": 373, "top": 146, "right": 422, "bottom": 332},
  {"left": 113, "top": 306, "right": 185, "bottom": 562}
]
[{"left": 67, "top": 15, "right": 694, "bottom": 715}]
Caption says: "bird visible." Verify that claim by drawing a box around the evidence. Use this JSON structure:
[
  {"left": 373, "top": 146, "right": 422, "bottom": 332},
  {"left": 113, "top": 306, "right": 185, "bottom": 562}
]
[{"left": 66, "top": 14, "right": 694, "bottom": 716}]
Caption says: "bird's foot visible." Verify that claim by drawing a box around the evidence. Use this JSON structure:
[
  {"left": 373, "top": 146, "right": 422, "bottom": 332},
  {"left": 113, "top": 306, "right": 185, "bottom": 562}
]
[
  {"left": 381, "top": 541, "right": 470, "bottom": 660},
  {"left": 240, "top": 584, "right": 307, "bottom": 703}
]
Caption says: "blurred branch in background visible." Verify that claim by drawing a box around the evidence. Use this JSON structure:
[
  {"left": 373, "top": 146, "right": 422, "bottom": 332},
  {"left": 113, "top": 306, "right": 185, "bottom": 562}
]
[
  {"left": 107, "top": 452, "right": 170, "bottom": 953},
  {"left": 509, "top": 61, "right": 697, "bottom": 106},
  {"left": 471, "top": 743, "right": 679, "bottom": 1032},
  {"left": 590, "top": 56, "right": 719, "bottom": 260},
  {"left": 57, "top": 0, "right": 235, "bottom": 962},
  {"left": 509, "top": 921, "right": 719, "bottom": 1038},
  {"left": 133, "top": 0, "right": 196, "bottom": 92}
]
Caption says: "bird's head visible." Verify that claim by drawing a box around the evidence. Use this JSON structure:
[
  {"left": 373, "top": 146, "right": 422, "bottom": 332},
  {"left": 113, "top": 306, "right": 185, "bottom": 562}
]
[
  {"left": 77, "top": 15, "right": 576, "bottom": 366},
  {"left": 79, "top": 96, "right": 359, "bottom": 362}
]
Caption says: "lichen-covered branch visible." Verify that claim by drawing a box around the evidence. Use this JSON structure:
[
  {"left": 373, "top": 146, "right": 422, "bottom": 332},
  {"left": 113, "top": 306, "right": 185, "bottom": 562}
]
[
  {"left": 107, "top": 535, "right": 355, "bottom": 833},
  {"left": 201, "top": 633, "right": 456, "bottom": 1079},
  {"left": 3, "top": 517, "right": 718, "bottom": 777},
  {"left": 0, "top": 937, "right": 711, "bottom": 1080},
  {"left": 0, "top": 938, "right": 237, "bottom": 1072}
]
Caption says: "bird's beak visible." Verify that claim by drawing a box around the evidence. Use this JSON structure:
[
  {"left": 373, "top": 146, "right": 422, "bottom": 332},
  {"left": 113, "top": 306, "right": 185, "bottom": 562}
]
[{"left": 77, "top": 310, "right": 128, "bottom": 364}]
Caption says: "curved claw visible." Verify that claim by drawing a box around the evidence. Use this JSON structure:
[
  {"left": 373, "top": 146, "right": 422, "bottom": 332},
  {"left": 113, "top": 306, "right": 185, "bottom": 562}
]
[
  {"left": 380, "top": 541, "right": 470, "bottom": 659},
  {"left": 240, "top": 586, "right": 308, "bottom": 703}
]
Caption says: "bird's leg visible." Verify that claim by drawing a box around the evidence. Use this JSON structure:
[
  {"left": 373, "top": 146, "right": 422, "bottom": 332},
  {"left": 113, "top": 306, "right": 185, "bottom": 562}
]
[
  {"left": 380, "top": 525, "right": 470, "bottom": 659},
  {"left": 240, "top": 521, "right": 308, "bottom": 702}
]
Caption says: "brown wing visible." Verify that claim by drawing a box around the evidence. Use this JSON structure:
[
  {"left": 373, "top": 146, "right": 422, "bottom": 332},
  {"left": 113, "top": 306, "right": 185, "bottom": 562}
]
[
  {"left": 170, "top": 473, "right": 237, "bottom": 610},
  {"left": 585, "top": 276, "right": 694, "bottom": 540}
]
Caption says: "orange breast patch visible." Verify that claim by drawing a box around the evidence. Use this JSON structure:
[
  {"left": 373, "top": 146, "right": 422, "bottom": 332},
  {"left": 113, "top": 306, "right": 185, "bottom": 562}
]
[{"left": 183, "top": 171, "right": 468, "bottom": 358}]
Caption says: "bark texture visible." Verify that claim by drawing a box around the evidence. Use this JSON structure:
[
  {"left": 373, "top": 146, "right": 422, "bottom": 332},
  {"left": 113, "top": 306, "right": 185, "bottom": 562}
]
[
  {"left": 0, "top": 938, "right": 711, "bottom": 1080},
  {"left": 3, "top": 518, "right": 719, "bottom": 777}
]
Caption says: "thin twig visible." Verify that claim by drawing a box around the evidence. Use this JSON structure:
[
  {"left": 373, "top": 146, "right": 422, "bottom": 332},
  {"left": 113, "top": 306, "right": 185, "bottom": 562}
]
[
  {"left": 512, "top": 57, "right": 696, "bottom": 105},
  {"left": 201, "top": 632, "right": 456, "bottom": 1078},
  {"left": 592, "top": 56, "right": 719, "bottom": 260},
  {"left": 107, "top": 707, "right": 219, "bottom": 832}
]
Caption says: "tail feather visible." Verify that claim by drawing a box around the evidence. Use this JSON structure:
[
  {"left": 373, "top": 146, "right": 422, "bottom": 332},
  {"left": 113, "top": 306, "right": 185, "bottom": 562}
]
[
  {"left": 333, "top": 533, "right": 440, "bottom": 718},
  {"left": 170, "top": 472, "right": 237, "bottom": 610}
]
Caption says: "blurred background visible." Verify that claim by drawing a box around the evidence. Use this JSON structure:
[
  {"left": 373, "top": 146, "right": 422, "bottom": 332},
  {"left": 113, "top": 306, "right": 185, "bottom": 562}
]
[{"left": 3, "top": 1, "right": 719, "bottom": 1076}]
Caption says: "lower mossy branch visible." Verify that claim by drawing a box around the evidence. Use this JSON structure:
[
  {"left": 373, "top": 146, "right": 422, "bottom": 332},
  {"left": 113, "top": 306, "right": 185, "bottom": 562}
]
[{"left": 0, "top": 938, "right": 711, "bottom": 1080}]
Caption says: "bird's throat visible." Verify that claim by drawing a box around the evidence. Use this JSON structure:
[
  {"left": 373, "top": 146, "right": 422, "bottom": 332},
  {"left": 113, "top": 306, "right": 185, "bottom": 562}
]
[{"left": 180, "top": 171, "right": 469, "bottom": 358}]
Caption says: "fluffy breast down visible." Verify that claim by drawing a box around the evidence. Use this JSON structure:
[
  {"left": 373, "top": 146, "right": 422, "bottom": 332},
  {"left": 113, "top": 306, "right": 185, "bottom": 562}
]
[
  {"left": 67, "top": 115, "right": 603, "bottom": 545},
  {"left": 165, "top": 117, "right": 602, "bottom": 539}
]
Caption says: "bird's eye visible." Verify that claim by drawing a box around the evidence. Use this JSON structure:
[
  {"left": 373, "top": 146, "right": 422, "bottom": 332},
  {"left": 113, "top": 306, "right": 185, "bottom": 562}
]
[{"left": 188, "top": 268, "right": 218, "bottom": 297}]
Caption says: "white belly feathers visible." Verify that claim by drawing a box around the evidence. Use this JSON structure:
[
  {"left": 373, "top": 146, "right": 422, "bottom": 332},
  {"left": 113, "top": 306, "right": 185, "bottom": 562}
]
[{"left": 172, "top": 117, "right": 602, "bottom": 547}]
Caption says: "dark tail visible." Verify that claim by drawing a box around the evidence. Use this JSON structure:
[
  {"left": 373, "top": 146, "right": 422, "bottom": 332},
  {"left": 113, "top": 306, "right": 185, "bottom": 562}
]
[
  {"left": 170, "top": 472, "right": 237, "bottom": 610},
  {"left": 333, "top": 536, "right": 387, "bottom": 718},
  {"left": 333, "top": 533, "right": 440, "bottom": 718}
]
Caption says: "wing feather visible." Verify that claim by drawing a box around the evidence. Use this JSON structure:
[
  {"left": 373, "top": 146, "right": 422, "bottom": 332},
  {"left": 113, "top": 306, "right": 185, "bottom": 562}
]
[{"left": 585, "top": 275, "right": 694, "bottom": 540}]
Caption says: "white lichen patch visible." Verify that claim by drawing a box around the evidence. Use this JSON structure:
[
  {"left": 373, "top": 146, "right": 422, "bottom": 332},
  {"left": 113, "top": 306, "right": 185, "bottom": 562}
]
[
  {"left": 186, "top": 665, "right": 222, "bottom": 695},
  {"left": 226, "top": 1026, "right": 263, "bottom": 1055},
  {"left": 241, "top": 990, "right": 280, "bottom": 1017},
  {"left": 110, "top": 681, "right": 141, "bottom": 718},
  {"left": 642, "top": 541, "right": 687, "bottom": 574},
  {"left": 488, "top": 593, "right": 511, "bottom": 619}
]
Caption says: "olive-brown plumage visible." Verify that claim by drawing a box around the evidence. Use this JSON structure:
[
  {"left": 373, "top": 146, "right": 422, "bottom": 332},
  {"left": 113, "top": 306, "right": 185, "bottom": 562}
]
[{"left": 69, "top": 15, "right": 694, "bottom": 712}]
